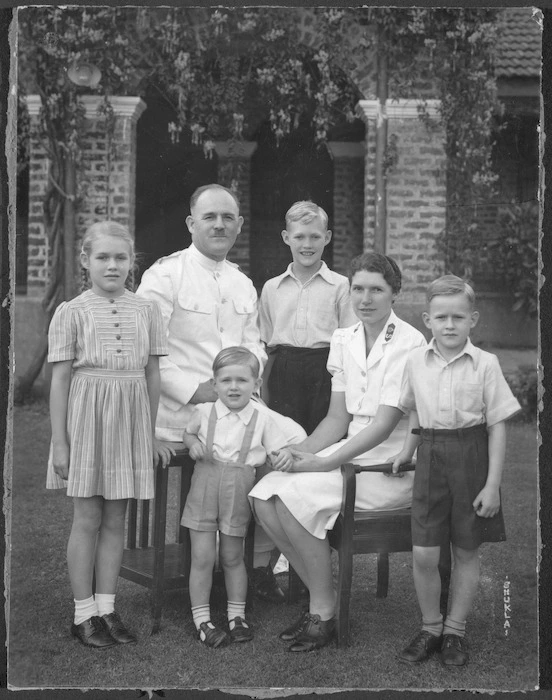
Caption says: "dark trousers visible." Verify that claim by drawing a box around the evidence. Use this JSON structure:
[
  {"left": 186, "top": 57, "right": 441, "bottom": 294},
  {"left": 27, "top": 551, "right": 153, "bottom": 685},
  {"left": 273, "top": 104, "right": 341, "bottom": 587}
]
[{"left": 267, "top": 346, "right": 331, "bottom": 435}]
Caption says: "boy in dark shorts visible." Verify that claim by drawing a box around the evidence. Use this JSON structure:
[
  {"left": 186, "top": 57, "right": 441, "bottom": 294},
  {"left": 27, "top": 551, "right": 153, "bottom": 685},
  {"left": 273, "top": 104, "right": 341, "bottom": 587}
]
[{"left": 393, "top": 275, "right": 520, "bottom": 667}]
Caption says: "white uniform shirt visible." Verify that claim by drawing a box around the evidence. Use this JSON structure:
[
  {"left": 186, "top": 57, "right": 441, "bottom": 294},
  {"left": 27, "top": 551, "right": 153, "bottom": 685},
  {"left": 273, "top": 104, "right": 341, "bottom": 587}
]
[
  {"left": 328, "top": 310, "right": 427, "bottom": 418},
  {"left": 136, "top": 244, "right": 267, "bottom": 440},
  {"left": 399, "top": 338, "right": 521, "bottom": 428},
  {"left": 259, "top": 262, "right": 356, "bottom": 348},
  {"left": 186, "top": 399, "right": 295, "bottom": 467}
]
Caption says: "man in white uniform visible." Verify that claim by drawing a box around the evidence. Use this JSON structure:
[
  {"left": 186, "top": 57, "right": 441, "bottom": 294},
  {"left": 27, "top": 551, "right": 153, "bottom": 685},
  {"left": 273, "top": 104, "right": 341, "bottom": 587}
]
[{"left": 137, "top": 184, "right": 304, "bottom": 602}]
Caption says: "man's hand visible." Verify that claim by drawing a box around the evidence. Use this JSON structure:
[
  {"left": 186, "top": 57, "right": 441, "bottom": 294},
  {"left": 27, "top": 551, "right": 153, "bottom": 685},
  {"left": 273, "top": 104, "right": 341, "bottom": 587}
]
[
  {"left": 52, "top": 442, "right": 70, "bottom": 480},
  {"left": 153, "top": 439, "right": 176, "bottom": 468},
  {"left": 190, "top": 380, "right": 218, "bottom": 404}
]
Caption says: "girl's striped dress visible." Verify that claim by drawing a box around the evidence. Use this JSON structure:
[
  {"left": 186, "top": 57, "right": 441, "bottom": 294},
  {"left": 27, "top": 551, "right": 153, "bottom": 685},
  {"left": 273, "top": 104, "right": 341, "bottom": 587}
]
[{"left": 46, "top": 289, "right": 168, "bottom": 500}]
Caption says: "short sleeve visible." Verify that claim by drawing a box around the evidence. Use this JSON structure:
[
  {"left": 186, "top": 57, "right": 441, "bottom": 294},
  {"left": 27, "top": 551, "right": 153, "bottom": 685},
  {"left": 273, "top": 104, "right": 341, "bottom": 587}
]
[
  {"left": 184, "top": 406, "right": 203, "bottom": 437},
  {"left": 148, "top": 300, "right": 169, "bottom": 356},
  {"left": 483, "top": 355, "right": 522, "bottom": 426},
  {"left": 398, "top": 355, "right": 416, "bottom": 414},
  {"left": 379, "top": 330, "right": 426, "bottom": 408},
  {"left": 47, "top": 302, "right": 76, "bottom": 363},
  {"left": 262, "top": 414, "right": 297, "bottom": 453},
  {"left": 327, "top": 329, "right": 347, "bottom": 392}
]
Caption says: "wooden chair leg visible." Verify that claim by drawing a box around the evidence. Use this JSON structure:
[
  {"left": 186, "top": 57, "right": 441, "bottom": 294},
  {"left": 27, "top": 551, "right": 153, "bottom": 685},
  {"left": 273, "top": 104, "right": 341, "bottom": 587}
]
[
  {"left": 335, "top": 541, "right": 353, "bottom": 648},
  {"left": 376, "top": 552, "right": 389, "bottom": 598},
  {"left": 287, "top": 566, "right": 303, "bottom": 604}
]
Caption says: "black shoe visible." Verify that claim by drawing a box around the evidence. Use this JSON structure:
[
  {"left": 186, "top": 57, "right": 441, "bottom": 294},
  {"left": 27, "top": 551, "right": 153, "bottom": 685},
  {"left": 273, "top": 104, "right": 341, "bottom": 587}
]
[
  {"left": 197, "top": 621, "right": 230, "bottom": 648},
  {"left": 251, "top": 565, "right": 285, "bottom": 604},
  {"left": 229, "top": 616, "right": 253, "bottom": 643},
  {"left": 440, "top": 634, "right": 469, "bottom": 666},
  {"left": 288, "top": 614, "right": 335, "bottom": 652},
  {"left": 101, "top": 612, "right": 137, "bottom": 644},
  {"left": 279, "top": 610, "right": 309, "bottom": 641},
  {"left": 71, "top": 616, "right": 117, "bottom": 649},
  {"left": 398, "top": 630, "right": 443, "bottom": 663}
]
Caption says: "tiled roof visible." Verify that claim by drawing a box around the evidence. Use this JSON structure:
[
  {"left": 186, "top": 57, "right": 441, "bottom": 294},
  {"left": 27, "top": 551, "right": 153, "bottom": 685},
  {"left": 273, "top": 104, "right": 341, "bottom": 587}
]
[{"left": 495, "top": 7, "right": 541, "bottom": 78}]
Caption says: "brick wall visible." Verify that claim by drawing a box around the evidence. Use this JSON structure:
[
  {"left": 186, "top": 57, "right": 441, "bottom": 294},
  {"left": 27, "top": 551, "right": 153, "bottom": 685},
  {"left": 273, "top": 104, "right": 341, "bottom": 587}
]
[
  {"left": 327, "top": 142, "right": 364, "bottom": 276},
  {"left": 357, "top": 99, "right": 446, "bottom": 303},
  {"left": 25, "top": 95, "right": 145, "bottom": 297}
]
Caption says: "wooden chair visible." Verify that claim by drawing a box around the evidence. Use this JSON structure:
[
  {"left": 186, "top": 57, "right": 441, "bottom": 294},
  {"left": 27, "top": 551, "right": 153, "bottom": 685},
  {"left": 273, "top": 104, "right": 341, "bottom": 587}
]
[
  {"left": 119, "top": 446, "right": 256, "bottom": 634},
  {"left": 328, "top": 462, "right": 451, "bottom": 648}
]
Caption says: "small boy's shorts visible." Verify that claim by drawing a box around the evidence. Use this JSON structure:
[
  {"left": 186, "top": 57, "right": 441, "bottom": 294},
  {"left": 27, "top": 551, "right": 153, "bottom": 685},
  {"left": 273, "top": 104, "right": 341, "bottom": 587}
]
[
  {"left": 411, "top": 424, "right": 506, "bottom": 550},
  {"left": 181, "top": 457, "right": 256, "bottom": 538}
]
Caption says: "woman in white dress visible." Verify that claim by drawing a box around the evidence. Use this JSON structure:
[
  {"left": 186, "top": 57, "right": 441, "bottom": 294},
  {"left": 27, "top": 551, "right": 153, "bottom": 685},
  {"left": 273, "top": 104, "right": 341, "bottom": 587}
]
[{"left": 249, "top": 253, "right": 426, "bottom": 651}]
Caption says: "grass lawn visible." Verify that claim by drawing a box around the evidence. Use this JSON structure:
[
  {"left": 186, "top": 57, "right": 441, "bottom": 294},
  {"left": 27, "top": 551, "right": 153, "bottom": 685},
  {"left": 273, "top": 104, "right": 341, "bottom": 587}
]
[{"left": 7, "top": 400, "right": 539, "bottom": 691}]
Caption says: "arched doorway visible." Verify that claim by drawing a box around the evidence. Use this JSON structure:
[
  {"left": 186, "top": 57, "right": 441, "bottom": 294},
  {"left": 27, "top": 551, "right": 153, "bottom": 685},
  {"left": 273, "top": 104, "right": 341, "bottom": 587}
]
[
  {"left": 134, "top": 85, "right": 217, "bottom": 281},
  {"left": 249, "top": 122, "right": 334, "bottom": 292}
]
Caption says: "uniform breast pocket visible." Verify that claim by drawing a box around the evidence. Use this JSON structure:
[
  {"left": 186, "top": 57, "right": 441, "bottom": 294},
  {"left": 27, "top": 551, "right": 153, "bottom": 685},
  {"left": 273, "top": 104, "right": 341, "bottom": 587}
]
[
  {"left": 229, "top": 299, "right": 255, "bottom": 339},
  {"left": 176, "top": 294, "right": 214, "bottom": 341},
  {"left": 459, "top": 382, "right": 484, "bottom": 414}
]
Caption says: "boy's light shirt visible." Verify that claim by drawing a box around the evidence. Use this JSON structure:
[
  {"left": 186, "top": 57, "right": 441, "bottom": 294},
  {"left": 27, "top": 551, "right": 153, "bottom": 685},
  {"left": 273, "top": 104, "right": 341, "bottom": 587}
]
[
  {"left": 185, "top": 399, "right": 294, "bottom": 466},
  {"left": 259, "top": 261, "right": 356, "bottom": 348},
  {"left": 399, "top": 337, "right": 521, "bottom": 429}
]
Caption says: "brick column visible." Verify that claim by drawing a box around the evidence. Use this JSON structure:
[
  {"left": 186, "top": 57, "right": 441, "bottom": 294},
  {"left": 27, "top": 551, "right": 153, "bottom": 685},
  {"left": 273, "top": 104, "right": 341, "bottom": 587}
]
[
  {"left": 214, "top": 140, "right": 257, "bottom": 274},
  {"left": 326, "top": 142, "right": 364, "bottom": 276},
  {"left": 24, "top": 95, "right": 146, "bottom": 297},
  {"left": 357, "top": 99, "right": 446, "bottom": 313}
]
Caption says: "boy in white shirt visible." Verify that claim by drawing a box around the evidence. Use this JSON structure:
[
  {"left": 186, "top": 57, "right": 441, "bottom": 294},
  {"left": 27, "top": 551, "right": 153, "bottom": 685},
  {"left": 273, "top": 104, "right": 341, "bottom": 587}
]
[
  {"left": 259, "top": 201, "right": 356, "bottom": 434},
  {"left": 181, "top": 347, "right": 297, "bottom": 648},
  {"left": 394, "top": 275, "right": 520, "bottom": 667}
]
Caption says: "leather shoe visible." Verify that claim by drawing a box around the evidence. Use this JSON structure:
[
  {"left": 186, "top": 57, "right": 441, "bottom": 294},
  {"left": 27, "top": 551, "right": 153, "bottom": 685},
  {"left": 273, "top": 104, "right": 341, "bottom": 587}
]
[
  {"left": 71, "top": 616, "right": 117, "bottom": 649},
  {"left": 197, "top": 621, "right": 230, "bottom": 648},
  {"left": 251, "top": 565, "right": 285, "bottom": 604},
  {"left": 440, "top": 634, "right": 469, "bottom": 666},
  {"left": 279, "top": 610, "right": 309, "bottom": 641},
  {"left": 398, "top": 630, "right": 442, "bottom": 663},
  {"left": 101, "top": 612, "right": 137, "bottom": 644},
  {"left": 229, "top": 616, "right": 253, "bottom": 643},
  {"left": 288, "top": 614, "right": 335, "bottom": 652}
]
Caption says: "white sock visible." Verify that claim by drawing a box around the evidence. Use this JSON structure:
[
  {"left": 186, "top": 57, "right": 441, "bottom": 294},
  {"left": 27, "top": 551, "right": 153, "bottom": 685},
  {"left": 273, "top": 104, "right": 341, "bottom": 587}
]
[
  {"left": 74, "top": 596, "right": 98, "bottom": 626},
  {"left": 192, "top": 604, "right": 213, "bottom": 641},
  {"left": 95, "top": 593, "right": 116, "bottom": 617},
  {"left": 227, "top": 601, "right": 247, "bottom": 630}
]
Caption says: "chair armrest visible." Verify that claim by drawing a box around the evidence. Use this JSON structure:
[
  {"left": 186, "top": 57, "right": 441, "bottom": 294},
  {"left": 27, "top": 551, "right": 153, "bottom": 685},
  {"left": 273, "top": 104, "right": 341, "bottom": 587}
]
[
  {"left": 353, "top": 462, "right": 415, "bottom": 474},
  {"left": 339, "top": 462, "right": 415, "bottom": 518}
]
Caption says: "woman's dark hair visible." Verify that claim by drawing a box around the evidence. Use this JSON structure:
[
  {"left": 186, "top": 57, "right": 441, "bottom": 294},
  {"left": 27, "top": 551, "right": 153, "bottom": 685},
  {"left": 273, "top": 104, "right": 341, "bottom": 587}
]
[{"left": 349, "top": 253, "right": 402, "bottom": 294}]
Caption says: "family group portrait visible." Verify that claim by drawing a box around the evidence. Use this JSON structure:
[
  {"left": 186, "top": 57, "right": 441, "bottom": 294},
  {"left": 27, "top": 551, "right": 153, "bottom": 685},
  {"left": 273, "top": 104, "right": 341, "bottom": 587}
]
[{"left": 8, "top": 4, "right": 542, "bottom": 695}]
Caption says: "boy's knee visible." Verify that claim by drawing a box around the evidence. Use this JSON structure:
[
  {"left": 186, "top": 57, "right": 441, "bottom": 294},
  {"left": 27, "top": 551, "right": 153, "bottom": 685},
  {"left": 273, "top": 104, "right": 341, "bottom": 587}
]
[{"left": 413, "top": 545, "right": 441, "bottom": 569}]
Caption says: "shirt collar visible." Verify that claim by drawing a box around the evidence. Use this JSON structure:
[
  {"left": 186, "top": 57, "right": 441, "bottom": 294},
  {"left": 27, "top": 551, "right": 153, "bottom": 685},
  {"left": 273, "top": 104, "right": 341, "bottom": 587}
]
[
  {"left": 277, "top": 261, "right": 334, "bottom": 287},
  {"left": 215, "top": 398, "right": 255, "bottom": 424},
  {"left": 425, "top": 336, "right": 479, "bottom": 367},
  {"left": 189, "top": 243, "right": 227, "bottom": 273}
]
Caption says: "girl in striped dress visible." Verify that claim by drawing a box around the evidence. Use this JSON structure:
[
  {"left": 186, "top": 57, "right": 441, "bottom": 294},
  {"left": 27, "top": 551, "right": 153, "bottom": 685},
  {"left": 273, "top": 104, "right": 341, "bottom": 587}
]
[{"left": 47, "top": 221, "right": 171, "bottom": 649}]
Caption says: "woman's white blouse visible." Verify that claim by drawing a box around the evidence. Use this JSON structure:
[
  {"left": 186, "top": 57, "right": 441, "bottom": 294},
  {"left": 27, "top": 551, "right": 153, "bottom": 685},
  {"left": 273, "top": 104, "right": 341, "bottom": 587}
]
[{"left": 327, "top": 309, "right": 427, "bottom": 417}]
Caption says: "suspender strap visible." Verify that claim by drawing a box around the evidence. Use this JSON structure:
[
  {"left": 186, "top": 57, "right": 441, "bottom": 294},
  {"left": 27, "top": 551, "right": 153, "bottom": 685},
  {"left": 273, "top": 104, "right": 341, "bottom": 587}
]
[
  {"left": 237, "top": 409, "right": 259, "bottom": 463},
  {"left": 205, "top": 404, "right": 259, "bottom": 464}
]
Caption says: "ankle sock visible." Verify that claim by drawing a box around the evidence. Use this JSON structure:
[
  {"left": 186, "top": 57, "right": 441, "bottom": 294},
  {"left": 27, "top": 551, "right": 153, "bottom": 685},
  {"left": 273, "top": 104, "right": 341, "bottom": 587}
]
[
  {"left": 192, "top": 604, "right": 213, "bottom": 641},
  {"left": 74, "top": 596, "right": 98, "bottom": 626},
  {"left": 421, "top": 614, "right": 444, "bottom": 637},
  {"left": 443, "top": 617, "right": 466, "bottom": 638},
  {"left": 95, "top": 593, "right": 115, "bottom": 617},
  {"left": 227, "top": 601, "right": 247, "bottom": 630}
]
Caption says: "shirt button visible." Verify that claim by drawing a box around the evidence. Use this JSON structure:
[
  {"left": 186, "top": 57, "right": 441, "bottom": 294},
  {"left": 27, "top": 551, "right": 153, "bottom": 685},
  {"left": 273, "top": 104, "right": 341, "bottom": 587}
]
[
  {"left": 109, "top": 299, "right": 115, "bottom": 303},
  {"left": 221, "top": 298, "right": 227, "bottom": 304},
  {"left": 112, "top": 310, "right": 117, "bottom": 314},
  {"left": 361, "top": 387, "right": 366, "bottom": 393},
  {"left": 116, "top": 349, "right": 121, "bottom": 353},
  {"left": 220, "top": 328, "right": 224, "bottom": 333},
  {"left": 114, "top": 323, "right": 119, "bottom": 327},
  {"left": 116, "top": 335, "right": 121, "bottom": 340},
  {"left": 361, "top": 371, "right": 366, "bottom": 377}
]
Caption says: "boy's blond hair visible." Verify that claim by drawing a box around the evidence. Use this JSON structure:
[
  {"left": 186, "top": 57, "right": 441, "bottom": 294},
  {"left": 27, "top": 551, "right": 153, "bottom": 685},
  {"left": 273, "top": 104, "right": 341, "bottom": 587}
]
[
  {"left": 212, "top": 346, "right": 260, "bottom": 379},
  {"left": 285, "top": 201, "right": 329, "bottom": 229},
  {"left": 426, "top": 275, "right": 476, "bottom": 307}
]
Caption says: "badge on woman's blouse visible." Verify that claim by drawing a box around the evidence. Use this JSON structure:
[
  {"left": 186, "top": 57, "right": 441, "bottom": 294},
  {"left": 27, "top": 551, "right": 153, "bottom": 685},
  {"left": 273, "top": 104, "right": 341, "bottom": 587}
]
[{"left": 385, "top": 324, "right": 395, "bottom": 342}]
